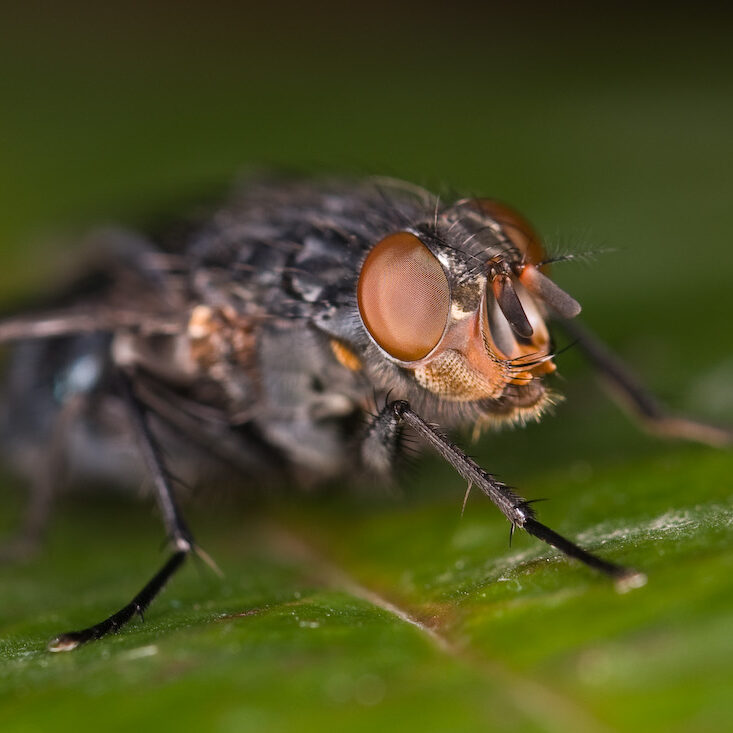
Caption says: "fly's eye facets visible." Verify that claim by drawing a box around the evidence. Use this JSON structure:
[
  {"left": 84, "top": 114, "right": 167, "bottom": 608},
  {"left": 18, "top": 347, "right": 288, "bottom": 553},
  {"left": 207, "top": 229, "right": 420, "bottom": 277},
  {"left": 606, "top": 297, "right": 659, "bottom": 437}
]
[{"left": 357, "top": 232, "right": 450, "bottom": 361}]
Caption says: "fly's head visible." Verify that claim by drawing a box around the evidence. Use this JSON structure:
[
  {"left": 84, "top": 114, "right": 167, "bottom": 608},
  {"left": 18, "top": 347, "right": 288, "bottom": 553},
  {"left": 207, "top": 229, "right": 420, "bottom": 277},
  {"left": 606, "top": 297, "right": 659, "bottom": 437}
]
[{"left": 356, "top": 198, "right": 582, "bottom": 427}]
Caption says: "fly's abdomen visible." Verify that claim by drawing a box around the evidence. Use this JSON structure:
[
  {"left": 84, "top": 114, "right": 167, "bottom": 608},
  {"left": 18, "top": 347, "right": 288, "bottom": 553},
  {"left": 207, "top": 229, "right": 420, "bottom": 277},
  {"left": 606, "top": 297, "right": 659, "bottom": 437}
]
[{"left": 0, "top": 332, "right": 148, "bottom": 489}]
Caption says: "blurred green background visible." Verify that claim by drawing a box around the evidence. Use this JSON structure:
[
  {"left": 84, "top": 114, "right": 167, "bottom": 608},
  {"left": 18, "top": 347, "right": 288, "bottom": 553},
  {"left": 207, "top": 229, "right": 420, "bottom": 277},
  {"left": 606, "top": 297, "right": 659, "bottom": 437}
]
[{"left": 1, "top": 3, "right": 733, "bottom": 732}]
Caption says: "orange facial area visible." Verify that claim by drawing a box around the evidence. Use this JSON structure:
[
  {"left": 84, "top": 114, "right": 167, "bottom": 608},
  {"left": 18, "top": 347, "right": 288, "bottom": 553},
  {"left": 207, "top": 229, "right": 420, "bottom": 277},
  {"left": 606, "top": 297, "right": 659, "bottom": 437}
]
[
  {"left": 412, "top": 285, "right": 555, "bottom": 402},
  {"left": 482, "top": 278, "right": 556, "bottom": 383},
  {"left": 413, "top": 310, "right": 509, "bottom": 401}
]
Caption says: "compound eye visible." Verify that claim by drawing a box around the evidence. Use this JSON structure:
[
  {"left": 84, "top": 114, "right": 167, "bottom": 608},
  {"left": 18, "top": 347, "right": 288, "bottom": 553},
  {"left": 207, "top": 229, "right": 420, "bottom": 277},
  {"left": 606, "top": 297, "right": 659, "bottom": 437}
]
[
  {"left": 357, "top": 232, "right": 450, "bottom": 361},
  {"left": 474, "top": 199, "right": 545, "bottom": 265}
]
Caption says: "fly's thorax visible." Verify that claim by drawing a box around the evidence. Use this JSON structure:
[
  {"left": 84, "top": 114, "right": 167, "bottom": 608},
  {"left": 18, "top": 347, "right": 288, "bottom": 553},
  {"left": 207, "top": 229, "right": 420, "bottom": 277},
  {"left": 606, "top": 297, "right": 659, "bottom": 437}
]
[{"left": 354, "top": 198, "right": 582, "bottom": 427}]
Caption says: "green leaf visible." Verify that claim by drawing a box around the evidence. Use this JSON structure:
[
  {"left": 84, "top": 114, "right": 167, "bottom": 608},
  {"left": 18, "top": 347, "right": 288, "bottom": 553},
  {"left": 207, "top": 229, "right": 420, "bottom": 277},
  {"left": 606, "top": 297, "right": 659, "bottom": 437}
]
[{"left": 1, "top": 444, "right": 733, "bottom": 733}]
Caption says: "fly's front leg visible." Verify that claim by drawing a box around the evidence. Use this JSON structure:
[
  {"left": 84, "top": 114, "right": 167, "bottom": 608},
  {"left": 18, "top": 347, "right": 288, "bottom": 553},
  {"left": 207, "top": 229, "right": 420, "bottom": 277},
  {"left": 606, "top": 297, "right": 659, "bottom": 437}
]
[
  {"left": 361, "top": 400, "right": 405, "bottom": 480},
  {"left": 48, "top": 372, "right": 198, "bottom": 652},
  {"left": 375, "top": 400, "right": 645, "bottom": 591},
  {"left": 560, "top": 319, "right": 732, "bottom": 448}
]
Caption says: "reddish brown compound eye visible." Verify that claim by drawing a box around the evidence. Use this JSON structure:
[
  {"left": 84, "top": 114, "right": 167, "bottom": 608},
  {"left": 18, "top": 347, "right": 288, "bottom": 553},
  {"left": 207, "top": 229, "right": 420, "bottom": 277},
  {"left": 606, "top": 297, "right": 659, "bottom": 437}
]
[
  {"left": 474, "top": 199, "right": 545, "bottom": 265},
  {"left": 357, "top": 232, "right": 450, "bottom": 362}
]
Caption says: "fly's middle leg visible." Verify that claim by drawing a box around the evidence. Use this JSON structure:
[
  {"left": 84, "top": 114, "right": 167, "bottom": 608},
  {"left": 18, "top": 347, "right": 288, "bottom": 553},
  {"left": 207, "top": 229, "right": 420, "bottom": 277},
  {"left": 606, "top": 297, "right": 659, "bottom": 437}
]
[{"left": 560, "top": 319, "right": 733, "bottom": 448}]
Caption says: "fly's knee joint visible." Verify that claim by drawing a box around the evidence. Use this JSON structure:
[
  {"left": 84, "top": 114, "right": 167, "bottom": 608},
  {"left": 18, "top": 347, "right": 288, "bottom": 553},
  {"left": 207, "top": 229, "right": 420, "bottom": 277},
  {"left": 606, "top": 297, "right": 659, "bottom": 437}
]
[
  {"left": 390, "top": 399, "right": 409, "bottom": 419},
  {"left": 174, "top": 536, "right": 193, "bottom": 553}
]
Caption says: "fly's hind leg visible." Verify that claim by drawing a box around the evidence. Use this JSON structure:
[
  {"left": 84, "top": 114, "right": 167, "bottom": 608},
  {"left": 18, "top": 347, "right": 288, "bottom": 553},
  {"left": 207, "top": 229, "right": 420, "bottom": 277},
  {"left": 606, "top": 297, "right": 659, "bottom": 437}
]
[
  {"left": 48, "top": 372, "right": 202, "bottom": 652},
  {"left": 560, "top": 319, "right": 732, "bottom": 448},
  {"left": 368, "top": 400, "right": 645, "bottom": 591}
]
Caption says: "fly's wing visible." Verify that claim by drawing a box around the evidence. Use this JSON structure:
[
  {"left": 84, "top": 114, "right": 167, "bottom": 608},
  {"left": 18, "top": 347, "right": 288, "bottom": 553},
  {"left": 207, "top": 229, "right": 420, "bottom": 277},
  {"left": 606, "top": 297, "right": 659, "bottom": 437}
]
[{"left": 0, "top": 227, "right": 190, "bottom": 339}]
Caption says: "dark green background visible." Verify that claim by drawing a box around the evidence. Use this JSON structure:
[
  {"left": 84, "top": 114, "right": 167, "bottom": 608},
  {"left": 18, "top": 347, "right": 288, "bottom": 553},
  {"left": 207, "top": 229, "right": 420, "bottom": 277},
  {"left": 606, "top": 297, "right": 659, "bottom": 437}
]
[{"left": 1, "top": 4, "right": 732, "bottom": 732}]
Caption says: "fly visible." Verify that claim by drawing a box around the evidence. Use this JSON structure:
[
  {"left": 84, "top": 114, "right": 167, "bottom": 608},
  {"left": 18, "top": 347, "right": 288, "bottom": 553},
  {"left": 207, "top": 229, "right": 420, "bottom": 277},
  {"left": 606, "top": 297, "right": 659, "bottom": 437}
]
[{"left": 0, "top": 177, "right": 730, "bottom": 651}]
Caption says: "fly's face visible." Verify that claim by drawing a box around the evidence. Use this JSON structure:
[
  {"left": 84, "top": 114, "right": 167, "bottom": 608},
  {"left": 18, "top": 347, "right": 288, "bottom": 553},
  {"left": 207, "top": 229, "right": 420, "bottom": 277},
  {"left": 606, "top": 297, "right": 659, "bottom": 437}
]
[{"left": 357, "top": 199, "right": 582, "bottom": 425}]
